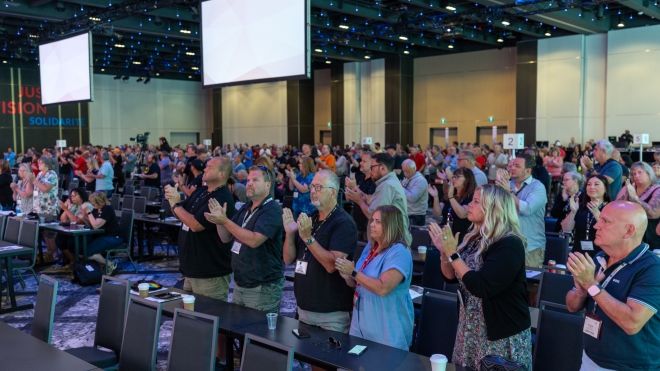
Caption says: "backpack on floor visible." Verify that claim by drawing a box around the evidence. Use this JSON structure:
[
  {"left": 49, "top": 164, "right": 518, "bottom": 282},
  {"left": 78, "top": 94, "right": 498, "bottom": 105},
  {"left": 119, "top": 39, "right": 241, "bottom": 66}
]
[{"left": 72, "top": 261, "right": 103, "bottom": 286}]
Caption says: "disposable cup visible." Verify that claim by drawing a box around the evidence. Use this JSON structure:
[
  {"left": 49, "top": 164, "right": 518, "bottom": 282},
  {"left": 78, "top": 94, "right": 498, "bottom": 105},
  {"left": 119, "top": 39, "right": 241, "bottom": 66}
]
[
  {"left": 430, "top": 354, "right": 448, "bottom": 371},
  {"left": 266, "top": 312, "right": 278, "bottom": 330},
  {"left": 138, "top": 283, "right": 150, "bottom": 298},
  {"left": 182, "top": 295, "right": 195, "bottom": 311}
]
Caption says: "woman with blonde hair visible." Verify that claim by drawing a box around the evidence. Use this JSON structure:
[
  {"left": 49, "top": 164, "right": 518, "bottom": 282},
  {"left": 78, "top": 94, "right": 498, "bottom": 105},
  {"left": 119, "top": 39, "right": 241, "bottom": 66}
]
[
  {"left": 84, "top": 191, "right": 122, "bottom": 271},
  {"left": 429, "top": 184, "right": 531, "bottom": 370},
  {"left": 615, "top": 161, "right": 659, "bottom": 247},
  {"left": 335, "top": 205, "right": 414, "bottom": 350},
  {"left": 11, "top": 163, "right": 35, "bottom": 214}
]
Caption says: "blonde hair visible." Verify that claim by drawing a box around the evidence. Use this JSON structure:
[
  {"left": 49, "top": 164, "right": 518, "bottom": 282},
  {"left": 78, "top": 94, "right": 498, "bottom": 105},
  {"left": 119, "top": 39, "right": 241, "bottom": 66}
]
[
  {"left": 88, "top": 191, "right": 110, "bottom": 208},
  {"left": 459, "top": 184, "right": 526, "bottom": 258},
  {"left": 18, "top": 163, "right": 35, "bottom": 183},
  {"left": 300, "top": 157, "right": 316, "bottom": 177},
  {"left": 373, "top": 205, "right": 412, "bottom": 249}
]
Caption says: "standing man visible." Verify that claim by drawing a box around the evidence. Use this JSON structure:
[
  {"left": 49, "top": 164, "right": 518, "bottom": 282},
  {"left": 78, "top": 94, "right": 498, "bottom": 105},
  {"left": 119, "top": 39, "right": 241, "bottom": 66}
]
[
  {"left": 123, "top": 147, "right": 137, "bottom": 181},
  {"left": 401, "top": 159, "right": 428, "bottom": 227},
  {"left": 316, "top": 144, "right": 336, "bottom": 173},
  {"left": 409, "top": 146, "right": 426, "bottom": 173},
  {"left": 566, "top": 201, "right": 659, "bottom": 370},
  {"left": 94, "top": 151, "right": 115, "bottom": 197},
  {"left": 496, "top": 154, "right": 547, "bottom": 267},
  {"left": 138, "top": 153, "right": 160, "bottom": 188},
  {"left": 205, "top": 166, "right": 284, "bottom": 312},
  {"left": 582, "top": 139, "right": 623, "bottom": 200},
  {"left": 458, "top": 150, "right": 488, "bottom": 186},
  {"left": 487, "top": 143, "right": 509, "bottom": 183},
  {"left": 283, "top": 170, "right": 357, "bottom": 333},
  {"left": 165, "top": 156, "right": 235, "bottom": 300},
  {"left": 345, "top": 153, "right": 408, "bottom": 230}
]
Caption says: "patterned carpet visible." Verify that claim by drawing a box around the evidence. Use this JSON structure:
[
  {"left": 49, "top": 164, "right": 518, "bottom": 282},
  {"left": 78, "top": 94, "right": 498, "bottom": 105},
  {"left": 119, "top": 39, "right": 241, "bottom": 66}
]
[{"left": 0, "top": 245, "right": 297, "bottom": 370}]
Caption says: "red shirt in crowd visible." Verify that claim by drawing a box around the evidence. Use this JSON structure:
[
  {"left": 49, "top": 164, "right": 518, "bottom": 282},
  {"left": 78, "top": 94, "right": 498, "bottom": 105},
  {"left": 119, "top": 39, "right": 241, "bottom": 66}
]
[{"left": 411, "top": 152, "right": 425, "bottom": 171}]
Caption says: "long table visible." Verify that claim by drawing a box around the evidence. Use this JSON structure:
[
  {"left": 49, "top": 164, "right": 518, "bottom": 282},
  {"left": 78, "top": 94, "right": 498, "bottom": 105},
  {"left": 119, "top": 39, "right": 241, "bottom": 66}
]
[
  {"left": 39, "top": 223, "right": 104, "bottom": 262},
  {"left": 0, "top": 322, "right": 99, "bottom": 371},
  {"left": 0, "top": 244, "right": 34, "bottom": 314},
  {"left": 152, "top": 288, "right": 463, "bottom": 371}
]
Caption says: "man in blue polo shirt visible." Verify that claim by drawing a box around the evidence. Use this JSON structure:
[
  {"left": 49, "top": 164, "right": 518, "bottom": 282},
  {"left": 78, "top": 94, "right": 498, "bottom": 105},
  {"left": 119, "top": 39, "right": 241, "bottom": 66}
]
[
  {"left": 581, "top": 139, "right": 623, "bottom": 199},
  {"left": 566, "top": 201, "right": 660, "bottom": 370}
]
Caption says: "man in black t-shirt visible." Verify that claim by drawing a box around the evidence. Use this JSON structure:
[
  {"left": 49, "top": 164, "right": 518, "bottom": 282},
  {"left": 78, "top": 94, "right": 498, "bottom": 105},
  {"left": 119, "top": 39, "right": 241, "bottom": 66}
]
[
  {"left": 205, "top": 166, "right": 284, "bottom": 312},
  {"left": 283, "top": 170, "right": 357, "bottom": 333},
  {"left": 165, "top": 156, "right": 235, "bottom": 301},
  {"left": 138, "top": 153, "right": 160, "bottom": 188}
]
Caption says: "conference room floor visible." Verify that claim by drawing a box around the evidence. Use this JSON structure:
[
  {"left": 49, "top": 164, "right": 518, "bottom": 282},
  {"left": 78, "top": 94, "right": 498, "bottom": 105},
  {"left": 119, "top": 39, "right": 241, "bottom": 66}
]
[{"left": 0, "top": 244, "right": 299, "bottom": 370}]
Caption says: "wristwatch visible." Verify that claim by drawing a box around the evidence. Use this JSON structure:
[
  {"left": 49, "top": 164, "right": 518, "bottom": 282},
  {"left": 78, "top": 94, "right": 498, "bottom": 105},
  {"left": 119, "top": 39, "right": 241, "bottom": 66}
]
[
  {"left": 304, "top": 236, "right": 315, "bottom": 246},
  {"left": 351, "top": 270, "right": 358, "bottom": 278},
  {"left": 587, "top": 284, "right": 602, "bottom": 297},
  {"left": 448, "top": 252, "right": 461, "bottom": 263}
]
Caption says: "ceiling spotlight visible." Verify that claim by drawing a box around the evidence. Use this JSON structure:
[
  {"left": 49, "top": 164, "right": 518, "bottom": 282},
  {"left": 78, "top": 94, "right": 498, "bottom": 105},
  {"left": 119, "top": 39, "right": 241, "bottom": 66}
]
[
  {"left": 122, "top": 75, "right": 129, "bottom": 80},
  {"left": 188, "top": 75, "right": 193, "bottom": 79},
  {"left": 191, "top": 66, "right": 199, "bottom": 70},
  {"left": 155, "top": 72, "right": 160, "bottom": 76},
  {"left": 114, "top": 43, "right": 125, "bottom": 48},
  {"left": 338, "top": 24, "right": 349, "bottom": 29},
  {"left": 501, "top": 20, "right": 510, "bottom": 26},
  {"left": 2, "top": 61, "right": 7, "bottom": 64},
  {"left": 179, "top": 29, "right": 191, "bottom": 34},
  {"left": 185, "top": 51, "right": 195, "bottom": 56},
  {"left": 617, "top": 20, "right": 625, "bottom": 27},
  {"left": 398, "top": 35, "right": 408, "bottom": 41},
  {"left": 448, "top": 44, "right": 454, "bottom": 49},
  {"left": 132, "top": 61, "right": 142, "bottom": 65},
  {"left": 364, "top": 55, "right": 371, "bottom": 59},
  {"left": 497, "top": 37, "right": 504, "bottom": 43},
  {"left": 100, "top": 68, "right": 105, "bottom": 72},
  {"left": 403, "top": 50, "right": 410, "bottom": 54},
  {"left": 446, "top": 5, "right": 456, "bottom": 11},
  {"left": 89, "top": 16, "right": 101, "bottom": 22},
  {"left": 545, "top": 31, "right": 552, "bottom": 36},
  {"left": 136, "top": 77, "right": 144, "bottom": 82},
  {"left": 314, "top": 48, "right": 323, "bottom": 53},
  {"left": 325, "top": 60, "right": 332, "bottom": 64}
]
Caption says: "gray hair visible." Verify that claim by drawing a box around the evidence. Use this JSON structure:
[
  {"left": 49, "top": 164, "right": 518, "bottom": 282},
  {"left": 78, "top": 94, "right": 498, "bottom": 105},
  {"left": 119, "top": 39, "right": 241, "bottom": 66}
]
[
  {"left": 562, "top": 162, "right": 577, "bottom": 174},
  {"left": 564, "top": 171, "right": 585, "bottom": 189},
  {"left": 595, "top": 139, "right": 614, "bottom": 156},
  {"left": 459, "top": 150, "right": 475, "bottom": 163},
  {"left": 402, "top": 159, "right": 417, "bottom": 171},
  {"left": 102, "top": 151, "right": 110, "bottom": 161},
  {"left": 631, "top": 162, "right": 657, "bottom": 185},
  {"left": 318, "top": 169, "right": 340, "bottom": 191}
]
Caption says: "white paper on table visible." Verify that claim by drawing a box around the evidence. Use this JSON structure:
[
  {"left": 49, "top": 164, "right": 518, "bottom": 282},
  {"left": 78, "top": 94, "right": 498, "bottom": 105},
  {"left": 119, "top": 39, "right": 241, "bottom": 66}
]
[
  {"left": 526, "top": 270, "right": 542, "bottom": 279},
  {"left": 409, "top": 289, "right": 423, "bottom": 300}
]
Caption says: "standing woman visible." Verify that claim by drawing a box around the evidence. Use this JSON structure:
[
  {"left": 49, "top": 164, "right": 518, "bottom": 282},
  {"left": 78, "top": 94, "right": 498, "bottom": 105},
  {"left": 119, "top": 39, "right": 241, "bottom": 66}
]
[
  {"left": 428, "top": 167, "right": 476, "bottom": 243},
  {"left": 287, "top": 157, "right": 316, "bottom": 217},
  {"left": 550, "top": 171, "right": 584, "bottom": 232},
  {"left": 34, "top": 157, "right": 60, "bottom": 219},
  {"left": 429, "top": 185, "right": 531, "bottom": 370},
  {"left": 616, "top": 162, "right": 659, "bottom": 247},
  {"left": 10, "top": 163, "right": 35, "bottom": 214},
  {"left": 560, "top": 174, "right": 610, "bottom": 257},
  {"left": 335, "top": 205, "right": 414, "bottom": 350},
  {"left": 0, "top": 160, "right": 14, "bottom": 210}
]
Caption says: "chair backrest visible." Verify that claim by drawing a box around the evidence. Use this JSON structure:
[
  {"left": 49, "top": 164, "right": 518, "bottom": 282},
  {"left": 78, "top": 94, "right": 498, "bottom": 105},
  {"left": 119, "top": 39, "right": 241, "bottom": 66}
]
[
  {"left": 122, "top": 196, "right": 135, "bottom": 211},
  {"left": 410, "top": 227, "right": 432, "bottom": 250},
  {"left": 31, "top": 275, "right": 59, "bottom": 343},
  {"left": 422, "top": 248, "right": 444, "bottom": 290},
  {"left": 415, "top": 288, "right": 459, "bottom": 359},
  {"left": 119, "top": 209, "right": 135, "bottom": 244},
  {"left": 18, "top": 219, "right": 39, "bottom": 248},
  {"left": 95, "top": 276, "right": 130, "bottom": 354},
  {"left": 119, "top": 296, "right": 162, "bottom": 371},
  {"left": 544, "top": 217, "right": 558, "bottom": 233},
  {"left": 534, "top": 301, "right": 584, "bottom": 371},
  {"left": 124, "top": 184, "right": 135, "bottom": 196},
  {"left": 544, "top": 235, "right": 570, "bottom": 265},
  {"left": 240, "top": 333, "right": 294, "bottom": 371},
  {"left": 0, "top": 214, "right": 7, "bottom": 240},
  {"left": 161, "top": 199, "right": 173, "bottom": 217},
  {"left": 3, "top": 217, "right": 21, "bottom": 244},
  {"left": 111, "top": 193, "right": 121, "bottom": 210},
  {"left": 536, "top": 271, "right": 575, "bottom": 307},
  {"left": 167, "top": 309, "right": 219, "bottom": 371},
  {"left": 133, "top": 196, "right": 147, "bottom": 214},
  {"left": 144, "top": 187, "right": 159, "bottom": 202}
]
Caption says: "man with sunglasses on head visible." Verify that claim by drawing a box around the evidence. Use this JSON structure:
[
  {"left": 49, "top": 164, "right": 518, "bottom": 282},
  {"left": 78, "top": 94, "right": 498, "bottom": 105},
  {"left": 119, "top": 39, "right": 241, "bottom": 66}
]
[
  {"left": 282, "top": 170, "right": 357, "bottom": 333},
  {"left": 205, "top": 165, "right": 284, "bottom": 313}
]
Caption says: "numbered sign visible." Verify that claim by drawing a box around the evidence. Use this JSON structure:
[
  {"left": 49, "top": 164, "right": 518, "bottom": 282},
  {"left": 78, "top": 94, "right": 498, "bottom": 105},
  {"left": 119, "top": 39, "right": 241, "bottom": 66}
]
[
  {"left": 361, "top": 137, "right": 373, "bottom": 145},
  {"left": 56, "top": 140, "right": 67, "bottom": 148},
  {"left": 203, "top": 139, "right": 212, "bottom": 146},
  {"left": 633, "top": 134, "right": 650, "bottom": 145},
  {"left": 503, "top": 134, "right": 524, "bottom": 150}
]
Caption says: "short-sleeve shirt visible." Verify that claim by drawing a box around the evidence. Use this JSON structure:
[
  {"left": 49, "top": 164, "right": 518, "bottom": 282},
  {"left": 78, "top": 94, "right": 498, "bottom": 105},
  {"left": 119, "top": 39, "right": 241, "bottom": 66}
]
[
  {"left": 319, "top": 154, "right": 336, "bottom": 172},
  {"left": 369, "top": 172, "right": 408, "bottom": 230},
  {"left": 441, "top": 193, "right": 473, "bottom": 244},
  {"left": 144, "top": 163, "right": 160, "bottom": 188},
  {"left": 230, "top": 198, "right": 284, "bottom": 288},
  {"left": 35, "top": 170, "right": 59, "bottom": 216},
  {"left": 179, "top": 186, "right": 235, "bottom": 278},
  {"left": 292, "top": 173, "right": 315, "bottom": 217},
  {"left": 294, "top": 207, "right": 357, "bottom": 313},
  {"left": 349, "top": 242, "right": 414, "bottom": 350},
  {"left": 584, "top": 244, "right": 660, "bottom": 370},
  {"left": 595, "top": 159, "right": 623, "bottom": 200},
  {"left": 96, "top": 161, "right": 114, "bottom": 191},
  {"left": 93, "top": 205, "right": 119, "bottom": 237}
]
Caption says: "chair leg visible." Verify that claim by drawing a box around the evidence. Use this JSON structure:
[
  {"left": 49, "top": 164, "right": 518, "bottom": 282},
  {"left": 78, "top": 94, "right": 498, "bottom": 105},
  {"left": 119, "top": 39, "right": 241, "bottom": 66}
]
[
  {"left": 16, "top": 271, "right": 26, "bottom": 290},
  {"left": 29, "top": 268, "right": 38, "bottom": 284}
]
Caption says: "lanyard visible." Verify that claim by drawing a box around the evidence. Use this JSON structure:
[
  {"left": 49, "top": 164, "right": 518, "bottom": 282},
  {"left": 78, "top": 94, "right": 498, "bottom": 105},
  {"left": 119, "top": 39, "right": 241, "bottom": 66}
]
[
  {"left": 584, "top": 202, "right": 604, "bottom": 240},
  {"left": 353, "top": 244, "right": 380, "bottom": 304},
  {"left": 302, "top": 206, "right": 338, "bottom": 260},
  {"left": 592, "top": 262, "right": 627, "bottom": 313},
  {"left": 513, "top": 181, "right": 528, "bottom": 196},
  {"left": 241, "top": 197, "right": 272, "bottom": 228}
]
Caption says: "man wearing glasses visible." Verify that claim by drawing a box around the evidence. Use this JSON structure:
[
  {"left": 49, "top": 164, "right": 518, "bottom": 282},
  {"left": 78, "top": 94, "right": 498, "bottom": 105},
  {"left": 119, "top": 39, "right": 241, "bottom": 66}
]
[
  {"left": 345, "top": 153, "right": 408, "bottom": 230},
  {"left": 282, "top": 170, "right": 358, "bottom": 333},
  {"left": 458, "top": 150, "right": 488, "bottom": 186},
  {"left": 205, "top": 165, "right": 284, "bottom": 312}
]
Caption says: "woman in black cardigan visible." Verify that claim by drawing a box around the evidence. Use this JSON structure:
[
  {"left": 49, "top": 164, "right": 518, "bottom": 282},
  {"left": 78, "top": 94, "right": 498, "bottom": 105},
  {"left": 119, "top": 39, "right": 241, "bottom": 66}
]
[{"left": 429, "top": 184, "right": 531, "bottom": 370}]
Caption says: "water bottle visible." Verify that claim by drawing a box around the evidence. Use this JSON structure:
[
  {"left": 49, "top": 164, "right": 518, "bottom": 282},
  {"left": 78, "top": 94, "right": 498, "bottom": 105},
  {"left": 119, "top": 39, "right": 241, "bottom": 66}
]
[{"left": 15, "top": 205, "right": 22, "bottom": 216}]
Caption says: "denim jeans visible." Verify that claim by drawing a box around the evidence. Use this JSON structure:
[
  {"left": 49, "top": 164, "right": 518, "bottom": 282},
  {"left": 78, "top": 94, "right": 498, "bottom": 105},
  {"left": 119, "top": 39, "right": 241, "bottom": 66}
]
[{"left": 87, "top": 235, "right": 123, "bottom": 256}]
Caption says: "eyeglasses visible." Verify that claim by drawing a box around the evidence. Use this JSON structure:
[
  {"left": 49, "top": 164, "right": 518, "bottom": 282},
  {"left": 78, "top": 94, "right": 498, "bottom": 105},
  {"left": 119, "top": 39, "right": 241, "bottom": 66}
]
[
  {"left": 370, "top": 163, "right": 382, "bottom": 170},
  {"left": 310, "top": 184, "right": 337, "bottom": 192}
]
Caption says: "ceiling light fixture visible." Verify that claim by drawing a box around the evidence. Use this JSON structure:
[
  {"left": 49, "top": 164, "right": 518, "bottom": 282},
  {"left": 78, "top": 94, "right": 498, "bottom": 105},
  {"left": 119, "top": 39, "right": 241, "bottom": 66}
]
[
  {"left": 114, "top": 43, "right": 125, "bottom": 48},
  {"left": 448, "top": 44, "right": 454, "bottom": 49},
  {"left": 185, "top": 51, "right": 195, "bottom": 56},
  {"left": 364, "top": 55, "right": 371, "bottom": 59},
  {"left": 132, "top": 61, "right": 142, "bottom": 65},
  {"left": 545, "top": 31, "right": 552, "bottom": 36},
  {"left": 403, "top": 50, "right": 410, "bottom": 54},
  {"left": 497, "top": 37, "right": 504, "bottom": 43},
  {"left": 338, "top": 24, "right": 349, "bottom": 29},
  {"left": 179, "top": 29, "right": 191, "bottom": 34},
  {"left": 188, "top": 75, "right": 193, "bottom": 79},
  {"left": 191, "top": 66, "right": 199, "bottom": 70},
  {"left": 89, "top": 16, "right": 101, "bottom": 21},
  {"left": 325, "top": 60, "right": 332, "bottom": 64},
  {"left": 314, "top": 48, "right": 323, "bottom": 53},
  {"left": 446, "top": 5, "right": 456, "bottom": 11},
  {"left": 617, "top": 20, "right": 625, "bottom": 27},
  {"left": 501, "top": 20, "right": 510, "bottom": 26},
  {"left": 398, "top": 35, "right": 408, "bottom": 41}
]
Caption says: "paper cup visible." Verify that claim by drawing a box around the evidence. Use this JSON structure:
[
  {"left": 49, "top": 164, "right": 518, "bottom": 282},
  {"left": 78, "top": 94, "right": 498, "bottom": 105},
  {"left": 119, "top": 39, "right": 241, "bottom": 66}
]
[
  {"left": 418, "top": 246, "right": 427, "bottom": 254},
  {"left": 430, "top": 354, "right": 448, "bottom": 371},
  {"left": 138, "top": 283, "right": 150, "bottom": 298},
  {"left": 182, "top": 295, "right": 195, "bottom": 311},
  {"left": 266, "top": 312, "right": 278, "bottom": 330}
]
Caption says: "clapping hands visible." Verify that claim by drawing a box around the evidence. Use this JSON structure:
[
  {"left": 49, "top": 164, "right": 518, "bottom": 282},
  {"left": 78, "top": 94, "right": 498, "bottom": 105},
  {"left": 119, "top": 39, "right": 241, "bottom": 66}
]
[{"left": 204, "top": 198, "right": 228, "bottom": 225}]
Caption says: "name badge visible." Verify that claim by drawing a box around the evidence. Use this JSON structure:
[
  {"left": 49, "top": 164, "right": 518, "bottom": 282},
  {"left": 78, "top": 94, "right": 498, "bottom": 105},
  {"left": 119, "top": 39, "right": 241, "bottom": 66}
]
[
  {"left": 293, "top": 191, "right": 299, "bottom": 199},
  {"left": 295, "top": 260, "right": 308, "bottom": 275},
  {"left": 231, "top": 241, "right": 242, "bottom": 255},
  {"left": 581, "top": 241, "right": 594, "bottom": 251},
  {"left": 583, "top": 313, "right": 602, "bottom": 339},
  {"left": 181, "top": 224, "right": 190, "bottom": 232}
]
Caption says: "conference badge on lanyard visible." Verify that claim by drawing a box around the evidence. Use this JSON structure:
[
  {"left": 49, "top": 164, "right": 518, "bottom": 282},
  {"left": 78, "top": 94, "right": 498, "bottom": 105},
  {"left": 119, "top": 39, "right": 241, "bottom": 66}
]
[
  {"left": 231, "top": 241, "right": 241, "bottom": 255},
  {"left": 295, "top": 260, "right": 308, "bottom": 275},
  {"left": 583, "top": 313, "right": 602, "bottom": 339}
]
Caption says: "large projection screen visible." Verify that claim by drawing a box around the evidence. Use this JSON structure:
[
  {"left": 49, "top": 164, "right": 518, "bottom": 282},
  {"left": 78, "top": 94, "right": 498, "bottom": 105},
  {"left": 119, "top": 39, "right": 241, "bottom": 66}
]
[
  {"left": 39, "top": 32, "right": 93, "bottom": 105},
  {"left": 202, "top": 0, "right": 310, "bottom": 87}
]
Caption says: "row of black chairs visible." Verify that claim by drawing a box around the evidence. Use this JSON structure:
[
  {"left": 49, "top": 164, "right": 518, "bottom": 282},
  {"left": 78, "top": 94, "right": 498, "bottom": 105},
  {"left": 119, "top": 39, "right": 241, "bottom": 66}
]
[
  {"left": 64, "top": 276, "right": 293, "bottom": 371},
  {"left": 0, "top": 216, "right": 40, "bottom": 293}
]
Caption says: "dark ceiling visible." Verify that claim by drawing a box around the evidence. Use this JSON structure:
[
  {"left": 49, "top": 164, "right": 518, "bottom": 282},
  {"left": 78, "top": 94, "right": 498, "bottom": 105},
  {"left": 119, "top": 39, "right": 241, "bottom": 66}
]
[{"left": 1, "top": 0, "right": 658, "bottom": 81}]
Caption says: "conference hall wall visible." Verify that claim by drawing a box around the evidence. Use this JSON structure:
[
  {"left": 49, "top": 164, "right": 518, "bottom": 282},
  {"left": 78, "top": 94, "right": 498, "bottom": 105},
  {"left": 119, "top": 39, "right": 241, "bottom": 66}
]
[
  {"left": 412, "top": 48, "right": 517, "bottom": 147},
  {"left": 536, "top": 24, "right": 660, "bottom": 144},
  {"left": 0, "top": 67, "right": 89, "bottom": 152},
  {"left": 89, "top": 74, "right": 212, "bottom": 146}
]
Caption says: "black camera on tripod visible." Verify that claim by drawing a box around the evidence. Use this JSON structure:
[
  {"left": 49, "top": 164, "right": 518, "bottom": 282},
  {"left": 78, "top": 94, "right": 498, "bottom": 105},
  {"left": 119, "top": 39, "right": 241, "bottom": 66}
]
[{"left": 130, "top": 132, "right": 150, "bottom": 146}]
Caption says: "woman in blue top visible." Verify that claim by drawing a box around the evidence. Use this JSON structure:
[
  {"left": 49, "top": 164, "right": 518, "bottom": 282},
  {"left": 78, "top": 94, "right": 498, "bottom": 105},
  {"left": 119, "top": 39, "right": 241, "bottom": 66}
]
[
  {"left": 286, "top": 157, "right": 316, "bottom": 217},
  {"left": 335, "top": 205, "right": 414, "bottom": 350}
]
